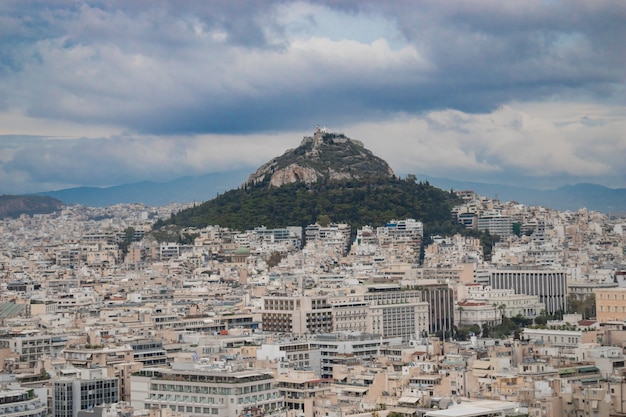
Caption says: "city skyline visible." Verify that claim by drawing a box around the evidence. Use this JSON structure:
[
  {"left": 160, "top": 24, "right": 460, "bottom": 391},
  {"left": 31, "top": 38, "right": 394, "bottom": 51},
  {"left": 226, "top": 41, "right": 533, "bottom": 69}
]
[{"left": 0, "top": 1, "right": 625, "bottom": 194}]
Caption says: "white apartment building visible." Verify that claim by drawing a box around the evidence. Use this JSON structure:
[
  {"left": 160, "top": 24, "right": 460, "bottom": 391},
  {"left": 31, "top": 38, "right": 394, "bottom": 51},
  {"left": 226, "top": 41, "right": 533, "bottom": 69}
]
[
  {"left": 0, "top": 389, "right": 47, "bottom": 417},
  {"left": 131, "top": 365, "right": 283, "bottom": 417},
  {"left": 311, "top": 332, "right": 402, "bottom": 379},
  {"left": 477, "top": 212, "right": 513, "bottom": 238},
  {"left": 256, "top": 339, "right": 322, "bottom": 375},
  {"left": 522, "top": 328, "right": 582, "bottom": 348}
]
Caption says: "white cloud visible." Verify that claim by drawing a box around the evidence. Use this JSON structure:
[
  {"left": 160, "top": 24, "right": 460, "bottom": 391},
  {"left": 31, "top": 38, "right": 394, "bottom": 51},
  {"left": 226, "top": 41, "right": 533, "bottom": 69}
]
[{"left": 345, "top": 102, "right": 626, "bottom": 188}]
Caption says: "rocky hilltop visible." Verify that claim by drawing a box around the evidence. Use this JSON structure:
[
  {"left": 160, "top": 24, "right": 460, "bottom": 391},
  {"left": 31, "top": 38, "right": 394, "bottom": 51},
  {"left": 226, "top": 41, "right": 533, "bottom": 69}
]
[{"left": 247, "top": 127, "right": 395, "bottom": 187}]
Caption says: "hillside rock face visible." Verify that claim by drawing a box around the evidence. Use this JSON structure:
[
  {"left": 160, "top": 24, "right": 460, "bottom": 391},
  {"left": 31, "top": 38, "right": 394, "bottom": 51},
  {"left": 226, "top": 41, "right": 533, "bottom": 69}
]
[{"left": 247, "top": 127, "right": 395, "bottom": 187}]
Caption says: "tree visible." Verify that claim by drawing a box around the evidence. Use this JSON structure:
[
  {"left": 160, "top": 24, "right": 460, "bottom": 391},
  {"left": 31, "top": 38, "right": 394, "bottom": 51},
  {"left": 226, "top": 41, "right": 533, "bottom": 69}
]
[
  {"left": 498, "top": 303, "right": 507, "bottom": 320},
  {"left": 267, "top": 251, "right": 283, "bottom": 268},
  {"left": 119, "top": 226, "right": 136, "bottom": 258},
  {"left": 317, "top": 214, "right": 331, "bottom": 227}
]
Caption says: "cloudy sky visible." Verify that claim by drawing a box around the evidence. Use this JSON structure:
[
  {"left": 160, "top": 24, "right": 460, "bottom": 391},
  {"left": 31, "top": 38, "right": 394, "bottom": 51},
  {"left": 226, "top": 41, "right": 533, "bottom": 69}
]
[{"left": 1, "top": 0, "right": 625, "bottom": 194}]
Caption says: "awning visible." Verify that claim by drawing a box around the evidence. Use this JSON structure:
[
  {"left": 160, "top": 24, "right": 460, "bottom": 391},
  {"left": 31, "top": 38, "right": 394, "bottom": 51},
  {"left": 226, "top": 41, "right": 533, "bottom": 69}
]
[
  {"left": 577, "top": 366, "right": 599, "bottom": 373},
  {"left": 473, "top": 360, "right": 491, "bottom": 369},
  {"left": 398, "top": 397, "right": 421, "bottom": 404},
  {"left": 390, "top": 407, "right": 419, "bottom": 415},
  {"left": 558, "top": 368, "right": 576, "bottom": 375},
  {"left": 341, "top": 386, "right": 368, "bottom": 393}
]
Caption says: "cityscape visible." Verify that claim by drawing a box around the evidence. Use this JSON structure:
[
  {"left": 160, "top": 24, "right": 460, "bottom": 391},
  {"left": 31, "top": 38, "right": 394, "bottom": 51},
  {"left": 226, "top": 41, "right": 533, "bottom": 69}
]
[
  {"left": 1, "top": 2, "right": 625, "bottom": 417},
  {"left": 1, "top": 171, "right": 625, "bottom": 417}
]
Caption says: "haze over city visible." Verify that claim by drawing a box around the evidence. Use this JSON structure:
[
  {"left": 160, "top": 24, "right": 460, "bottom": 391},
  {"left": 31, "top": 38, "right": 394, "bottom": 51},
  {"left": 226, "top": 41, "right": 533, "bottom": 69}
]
[{"left": 0, "top": 0, "right": 625, "bottom": 194}]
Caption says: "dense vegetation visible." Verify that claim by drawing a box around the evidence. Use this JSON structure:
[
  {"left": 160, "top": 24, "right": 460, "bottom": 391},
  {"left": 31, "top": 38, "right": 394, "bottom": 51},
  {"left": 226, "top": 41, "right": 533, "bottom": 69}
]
[
  {"left": 0, "top": 195, "right": 64, "bottom": 218},
  {"left": 155, "top": 176, "right": 464, "bottom": 237}
]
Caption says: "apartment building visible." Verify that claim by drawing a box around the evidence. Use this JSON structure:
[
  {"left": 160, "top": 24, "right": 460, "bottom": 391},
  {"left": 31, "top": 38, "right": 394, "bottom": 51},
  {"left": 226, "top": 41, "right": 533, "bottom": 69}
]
[
  {"left": 256, "top": 339, "right": 321, "bottom": 375},
  {"left": 262, "top": 295, "right": 333, "bottom": 334},
  {"left": 364, "top": 285, "right": 430, "bottom": 342},
  {"left": 595, "top": 287, "right": 626, "bottom": 323},
  {"left": 331, "top": 300, "right": 369, "bottom": 333},
  {"left": 0, "top": 389, "right": 47, "bottom": 417},
  {"left": 1, "top": 332, "right": 67, "bottom": 370},
  {"left": 275, "top": 370, "right": 332, "bottom": 417},
  {"left": 311, "top": 332, "right": 402, "bottom": 379},
  {"left": 130, "top": 366, "right": 283, "bottom": 417},
  {"left": 477, "top": 213, "right": 514, "bottom": 238}
]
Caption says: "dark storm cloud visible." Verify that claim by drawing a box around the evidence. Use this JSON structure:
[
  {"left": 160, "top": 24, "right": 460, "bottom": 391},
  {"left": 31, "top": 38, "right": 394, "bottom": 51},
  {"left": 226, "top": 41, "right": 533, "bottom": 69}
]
[{"left": 1, "top": 0, "right": 624, "bottom": 134}]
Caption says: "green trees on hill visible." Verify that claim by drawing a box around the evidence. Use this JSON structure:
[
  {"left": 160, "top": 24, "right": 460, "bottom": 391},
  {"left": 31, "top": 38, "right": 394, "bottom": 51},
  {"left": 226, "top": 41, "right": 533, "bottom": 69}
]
[{"left": 154, "top": 176, "right": 463, "bottom": 237}]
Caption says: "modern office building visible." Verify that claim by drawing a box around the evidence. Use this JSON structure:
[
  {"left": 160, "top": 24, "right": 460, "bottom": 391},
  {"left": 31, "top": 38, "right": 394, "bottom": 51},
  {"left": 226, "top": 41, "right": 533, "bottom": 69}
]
[
  {"left": 489, "top": 268, "right": 567, "bottom": 314},
  {"left": 53, "top": 373, "right": 119, "bottom": 417},
  {"left": 418, "top": 282, "right": 455, "bottom": 337}
]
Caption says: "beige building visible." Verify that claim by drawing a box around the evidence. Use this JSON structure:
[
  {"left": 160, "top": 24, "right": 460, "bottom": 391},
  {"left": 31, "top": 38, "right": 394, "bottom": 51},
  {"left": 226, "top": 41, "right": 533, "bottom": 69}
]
[
  {"left": 595, "top": 287, "right": 626, "bottom": 323},
  {"left": 262, "top": 295, "right": 333, "bottom": 334},
  {"left": 275, "top": 370, "right": 332, "bottom": 417}
]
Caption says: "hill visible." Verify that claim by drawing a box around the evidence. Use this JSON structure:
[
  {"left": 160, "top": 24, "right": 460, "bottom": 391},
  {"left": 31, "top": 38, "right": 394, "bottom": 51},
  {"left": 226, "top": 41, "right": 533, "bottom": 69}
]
[
  {"left": 0, "top": 195, "right": 64, "bottom": 218},
  {"left": 157, "top": 129, "right": 463, "bottom": 235}
]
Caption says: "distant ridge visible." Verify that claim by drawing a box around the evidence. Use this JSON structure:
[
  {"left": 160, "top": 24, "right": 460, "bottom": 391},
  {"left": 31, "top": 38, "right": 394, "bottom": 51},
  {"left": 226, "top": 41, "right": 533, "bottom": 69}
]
[
  {"left": 36, "top": 170, "right": 250, "bottom": 207},
  {"left": 419, "top": 175, "right": 626, "bottom": 214},
  {"left": 28, "top": 143, "right": 624, "bottom": 213},
  {"left": 0, "top": 195, "right": 64, "bottom": 218}
]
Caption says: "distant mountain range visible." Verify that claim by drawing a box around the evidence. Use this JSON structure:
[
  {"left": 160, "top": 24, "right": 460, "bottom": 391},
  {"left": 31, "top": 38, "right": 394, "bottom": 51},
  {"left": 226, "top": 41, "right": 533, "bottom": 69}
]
[
  {"left": 36, "top": 170, "right": 250, "bottom": 207},
  {"left": 29, "top": 150, "right": 624, "bottom": 214},
  {"left": 417, "top": 175, "right": 626, "bottom": 214}
]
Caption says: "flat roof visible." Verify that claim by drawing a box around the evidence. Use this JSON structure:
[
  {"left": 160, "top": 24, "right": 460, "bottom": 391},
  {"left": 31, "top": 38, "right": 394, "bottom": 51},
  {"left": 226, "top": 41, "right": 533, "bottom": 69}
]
[{"left": 426, "top": 401, "right": 519, "bottom": 417}]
